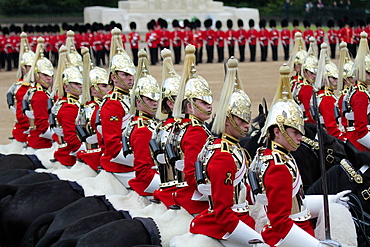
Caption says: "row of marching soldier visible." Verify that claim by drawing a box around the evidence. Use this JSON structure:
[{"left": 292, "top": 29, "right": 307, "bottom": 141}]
[
  {"left": 5, "top": 26, "right": 355, "bottom": 246},
  {"left": 3, "top": 16, "right": 370, "bottom": 72}
]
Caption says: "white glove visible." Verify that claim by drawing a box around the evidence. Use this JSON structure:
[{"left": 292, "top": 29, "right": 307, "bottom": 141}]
[
  {"left": 52, "top": 127, "right": 64, "bottom": 137},
  {"left": 70, "top": 143, "right": 86, "bottom": 156},
  {"left": 39, "top": 127, "right": 53, "bottom": 140},
  {"left": 175, "top": 160, "right": 184, "bottom": 171},
  {"left": 319, "top": 239, "right": 342, "bottom": 247},
  {"left": 86, "top": 134, "right": 98, "bottom": 144},
  {"left": 156, "top": 153, "right": 166, "bottom": 164},
  {"left": 10, "top": 105, "right": 16, "bottom": 114},
  {"left": 25, "top": 110, "right": 34, "bottom": 118},
  {"left": 330, "top": 190, "right": 351, "bottom": 209},
  {"left": 97, "top": 125, "right": 102, "bottom": 134},
  {"left": 23, "top": 128, "right": 30, "bottom": 135}
]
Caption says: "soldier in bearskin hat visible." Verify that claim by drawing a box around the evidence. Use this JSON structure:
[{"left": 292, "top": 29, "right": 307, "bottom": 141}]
[
  {"left": 258, "top": 19, "right": 269, "bottom": 61},
  {"left": 128, "top": 21, "right": 140, "bottom": 66},
  {"left": 171, "top": 19, "right": 183, "bottom": 64},
  {"left": 236, "top": 19, "right": 247, "bottom": 62},
  {"left": 327, "top": 19, "right": 338, "bottom": 59},
  {"left": 215, "top": 20, "right": 225, "bottom": 63},
  {"left": 247, "top": 19, "right": 258, "bottom": 62},
  {"left": 204, "top": 18, "right": 215, "bottom": 63},
  {"left": 269, "top": 19, "right": 279, "bottom": 61},
  {"left": 225, "top": 19, "right": 236, "bottom": 59}
]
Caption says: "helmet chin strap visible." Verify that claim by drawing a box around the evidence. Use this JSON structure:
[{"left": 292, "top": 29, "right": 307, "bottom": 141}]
[
  {"left": 94, "top": 84, "right": 107, "bottom": 97},
  {"left": 112, "top": 71, "right": 130, "bottom": 93},
  {"left": 190, "top": 98, "right": 212, "bottom": 116},
  {"left": 277, "top": 123, "right": 299, "bottom": 149},
  {"left": 304, "top": 70, "right": 315, "bottom": 84},
  {"left": 66, "top": 82, "right": 82, "bottom": 95},
  {"left": 228, "top": 114, "right": 247, "bottom": 136},
  {"left": 138, "top": 95, "right": 156, "bottom": 114},
  {"left": 35, "top": 73, "right": 51, "bottom": 88}
]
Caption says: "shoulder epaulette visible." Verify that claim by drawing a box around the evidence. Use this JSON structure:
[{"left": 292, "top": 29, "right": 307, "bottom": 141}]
[
  {"left": 220, "top": 140, "right": 230, "bottom": 153},
  {"left": 67, "top": 97, "right": 80, "bottom": 105},
  {"left": 110, "top": 92, "right": 118, "bottom": 101},
  {"left": 36, "top": 84, "right": 43, "bottom": 92},
  {"left": 272, "top": 152, "right": 285, "bottom": 165},
  {"left": 260, "top": 154, "right": 274, "bottom": 163},
  {"left": 340, "top": 159, "right": 363, "bottom": 184},
  {"left": 191, "top": 117, "right": 202, "bottom": 127},
  {"left": 137, "top": 117, "right": 145, "bottom": 128}
]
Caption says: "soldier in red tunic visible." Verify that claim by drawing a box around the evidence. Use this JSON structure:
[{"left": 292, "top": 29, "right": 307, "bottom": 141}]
[
  {"left": 247, "top": 19, "right": 258, "bottom": 62},
  {"left": 280, "top": 19, "right": 291, "bottom": 61},
  {"left": 52, "top": 46, "right": 84, "bottom": 166},
  {"left": 340, "top": 21, "right": 355, "bottom": 59},
  {"left": 313, "top": 43, "right": 345, "bottom": 140},
  {"left": 190, "top": 57, "right": 263, "bottom": 246},
  {"left": 7, "top": 32, "right": 34, "bottom": 144},
  {"left": 76, "top": 47, "right": 111, "bottom": 170},
  {"left": 204, "top": 19, "right": 215, "bottom": 63},
  {"left": 295, "top": 37, "right": 317, "bottom": 124},
  {"left": 171, "top": 19, "right": 183, "bottom": 65},
  {"left": 159, "top": 20, "right": 171, "bottom": 51},
  {"left": 100, "top": 27, "right": 136, "bottom": 187},
  {"left": 182, "top": 19, "right": 194, "bottom": 48},
  {"left": 337, "top": 42, "right": 354, "bottom": 138},
  {"left": 146, "top": 22, "right": 159, "bottom": 66},
  {"left": 124, "top": 50, "right": 160, "bottom": 196},
  {"left": 315, "top": 21, "right": 325, "bottom": 54},
  {"left": 345, "top": 32, "right": 370, "bottom": 152},
  {"left": 258, "top": 19, "right": 269, "bottom": 62},
  {"left": 194, "top": 19, "right": 204, "bottom": 64},
  {"left": 215, "top": 20, "right": 225, "bottom": 63},
  {"left": 252, "top": 64, "right": 349, "bottom": 247},
  {"left": 236, "top": 19, "right": 247, "bottom": 62},
  {"left": 152, "top": 49, "right": 181, "bottom": 207},
  {"left": 289, "top": 32, "right": 307, "bottom": 96},
  {"left": 171, "top": 44, "right": 213, "bottom": 215},
  {"left": 24, "top": 37, "right": 54, "bottom": 150},
  {"left": 269, "top": 19, "right": 279, "bottom": 61},
  {"left": 327, "top": 19, "right": 338, "bottom": 59},
  {"left": 303, "top": 20, "right": 314, "bottom": 51},
  {"left": 225, "top": 19, "right": 236, "bottom": 59},
  {"left": 128, "top": 22, "right": 140, "bottom": 67}
]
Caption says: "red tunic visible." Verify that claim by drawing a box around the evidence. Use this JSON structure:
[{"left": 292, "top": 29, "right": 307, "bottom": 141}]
[
  {"left": 146, "top": 30, "right": 158, "bottom": 48},
  {"left": 280, "top": 29, "right": 291, "bottom": 46},
  {"left": 297, "top": 81, "right": 315, "bottom": 124},
  {"left": 340, "top": 27, "right": 354, "bottom": 44},
  {"left": 12, "top": 80, "right": 30, "bottom": 142},
  {"left": 160, "top": 30, "right": 171, "bottom": 48},
  {"left": 204, "top": 29, "right": 215, "bottom": 46},
  {"left": 269, "top": 29, "right": 279, "bottom": 46},
  {"left": 317, "top": 88, "right": 345, "bottom": 140},
  {"left": 258, "top": 28, "right": 269, "bottom": 46},
  {"left": 225, "top": 29, "right": 237, "bottom": 46},
  {"left": 347, "top": 82, "right": 370, "bottom": 152},
  {"left": 236, "top": 29, "right": 248, "bottom": 46},
  {"left": 303, "top": 29, "right": 314, "bottom": 45},
  {"left": 247, "top": 28, "right": 258, "bottom": 45},
  {"left": 260, "top": 147, "right": 314, "bottom": 246},
  {"left": 190, "top": 138, "right": 255, "bottom": 239},
  {"left": 27, "top": 85, "right": 52, "bottom": 149},
  {"left": 53, "top": 95, "right": 81, "bottom": 166},
  {"left": 128, "top": 32, "right": 140, "bottom": 49},
  {"left": 171, "top": 29, "right": 183, "bottom": 48},
  {"left": 100, "top": 91, "right": 134, "bottom": 173},
  {"left": 128, "top": 115, "right": 159, "bottom": 196},
  {"left": 327, "top": 29, "right": 338, "bottom": 45},
  {"left": 215, "top": 30, "right": 225, "bottom": 48},
  {"left": 183, "top": 29, "right": 194, "bottom": 46},
  {"left": 173, "top": 117, "right": 209, "bottom": 214},
  {"left": 315, "top": 28, "right": 325, "bottom": 45}
]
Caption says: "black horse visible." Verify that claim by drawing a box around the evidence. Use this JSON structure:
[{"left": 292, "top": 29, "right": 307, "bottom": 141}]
[{"left": 307, "top": 141, "right": 370, "bottom": 247}]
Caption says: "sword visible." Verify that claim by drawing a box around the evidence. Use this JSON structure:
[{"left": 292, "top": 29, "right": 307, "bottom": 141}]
[{"left": 311, "top": 90, "right": 332, "bottom": 240}]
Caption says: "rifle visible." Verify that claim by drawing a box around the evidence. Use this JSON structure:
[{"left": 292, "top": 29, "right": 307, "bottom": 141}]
[{"left": 311, "top": 90, "right": 331, "bottom": 240}]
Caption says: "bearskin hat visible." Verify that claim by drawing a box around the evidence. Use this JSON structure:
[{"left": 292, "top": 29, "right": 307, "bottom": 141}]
[
  {"left": 259, "top": 19, "right": 266, "bottom": 29},
  {"left": 238, "top": 19, "right": 244, "bottom": 27},
  {"left": 281, "top": 19, "right": 288, "bottom": 28},
  {"left": 130, "top": 22, "right": 137, "bottom": 30},
  {"left": 172, "top": 19, "right": 180, "bottom": 28},
  {"left": 303, "top": 20, "right": 310, "bottom": 28},
  {"left": 293, "top": 19, "right": 299, "bottom": 27},
  {"left": 327, "top": 19, "right": 335, "bottom": 28},
  {"left": 216, "top": 20, "right": 222, "bottom": 29},
  {"left": 227, "top": 19, "right": 233, "bottom": 29},
  {"left": 249, "top": 19, "right": 255, "bottom": 28},
  {"left": 270, "top": 19, "right": 276, "bottom": 28}
]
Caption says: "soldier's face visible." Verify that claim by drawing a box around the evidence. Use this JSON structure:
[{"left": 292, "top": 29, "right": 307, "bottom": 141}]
[
  {"left": 113, "top": 71, "right": 134, "bottom": 89},
  {"left": 64, "top": 82, "right": 82, "bottom": 96},
  {"left": 36, "top": 72, "right": 53, "bottom": 88},
  {"left": 274, "top": 127, "right": 302, "bottom": 151},
  {"left": 225, "top": 115, "right": 250, "bottom": 139},
  {"left": 136, "top": 96, "right": 158, "bottom": 116},
  {"left": 188, "top": 99, "right": 212, "bottom": 121}
]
